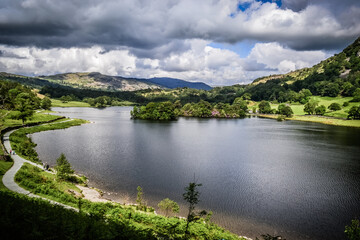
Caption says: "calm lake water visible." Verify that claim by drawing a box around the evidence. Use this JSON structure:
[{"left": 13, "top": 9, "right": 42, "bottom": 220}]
[{"left": 32, "top": 107, "right": 360, "bottom": 240}]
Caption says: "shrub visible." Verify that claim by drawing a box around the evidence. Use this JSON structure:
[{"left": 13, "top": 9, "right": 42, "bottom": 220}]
[
  {"left": 315, "top": 105, "right": 326, "bottom": 115},
  {"left": 347, "top": 106, "right": 360, "bottom": 119},
  {"left": 328, "top": 103, "right": 342, "bottom": 111}
]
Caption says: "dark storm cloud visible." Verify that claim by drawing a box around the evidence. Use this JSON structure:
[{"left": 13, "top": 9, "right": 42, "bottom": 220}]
[
  {"left": 0, "top": 49, "right": 26, "bottom": 59},
  {"left": 0, "top": 0, "right": 359, "bottom": 56}
]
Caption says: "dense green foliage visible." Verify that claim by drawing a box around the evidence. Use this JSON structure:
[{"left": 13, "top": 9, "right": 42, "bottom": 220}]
[
  {"left": 131, "top": 102, "right": 178, "bottom": 120},
  {"left": 131, "top": 99, "right": 248, "bottom": 120},
  {"left": 0, "top": 79, "right": 40, "bottom": 110}
]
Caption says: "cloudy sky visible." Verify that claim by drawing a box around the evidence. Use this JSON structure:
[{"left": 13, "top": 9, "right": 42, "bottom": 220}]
[{"left": 0, "top": 0, "right": 359, "bottom": 86}]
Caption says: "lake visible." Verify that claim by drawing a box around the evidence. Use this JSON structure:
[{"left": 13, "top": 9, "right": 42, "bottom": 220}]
[{"left": 32, "top": 107, "right": 360, "bottom": 240}]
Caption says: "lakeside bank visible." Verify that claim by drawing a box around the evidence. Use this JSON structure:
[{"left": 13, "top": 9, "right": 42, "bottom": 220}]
[
  {"left": 1, "top": 112, "right": 249, "bottom": 240},
  {"left": 256, "top": 113, "right": 360, "bottom": 128}
]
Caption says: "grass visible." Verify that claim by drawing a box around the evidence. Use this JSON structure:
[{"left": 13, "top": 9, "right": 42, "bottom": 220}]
[
  {"left": 0, "top": 110, "right": 62, "bottom": 130},
  {"left": 51, "top": 99, "right": 91, "bottom": 107},
  {"left": 261, "top": 96, "right": 360, "bottom": 127},
  {"left": 0, "top": 159, "right": 13, "bottom": 191},
  {"left": 15, "top": 163, "right": 84, "bottom": 207}
]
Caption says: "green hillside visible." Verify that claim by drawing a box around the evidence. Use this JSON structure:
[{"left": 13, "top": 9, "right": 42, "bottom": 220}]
[{"left": 246, "top": 37, "right": 360, "bottom": 102}]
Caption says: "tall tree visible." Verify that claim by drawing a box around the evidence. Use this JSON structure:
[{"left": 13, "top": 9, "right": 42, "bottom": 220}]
[
  {"left": 55, "top": 153, "right": 74, "bottom": 180},
  {"left": 183, "top": 182, "right": 206, "bottom": 237},
  {"left": 41, "top": 97, "right": 52, "bottom": 110},
  {"left": 14, "top": 93, "right": 35, "bottom": 124},
  {"left": 136, "top": 186, "right": 144, "bottom": 208}
]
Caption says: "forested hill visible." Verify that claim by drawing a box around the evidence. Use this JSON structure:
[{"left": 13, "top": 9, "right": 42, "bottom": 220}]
[{"left": 242, "top": 37, "right": 360, "bottom": 102}]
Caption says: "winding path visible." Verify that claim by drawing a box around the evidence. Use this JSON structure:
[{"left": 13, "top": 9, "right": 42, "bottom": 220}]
[{"left": 2, "top": 128, "right": 77, "bottom": 211}]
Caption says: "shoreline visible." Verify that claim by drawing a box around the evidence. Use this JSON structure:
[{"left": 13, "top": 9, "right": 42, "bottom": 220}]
[
  {"left": 2, "top": 116, "right": 254, "bottom": 240},
  {"left": 255, "top": 113, "right": 360, "bottom": 128}
]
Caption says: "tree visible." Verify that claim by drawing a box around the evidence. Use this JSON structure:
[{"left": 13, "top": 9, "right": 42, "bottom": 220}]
[
  {"left": 55, "top": 153, "right": 74, "bottom": 180},
  {"left": 41, "top": 97, "right": 52, "bottom": 110},
  {"left": 348, "top": 106, "right": 360, "bottom": 119},
  {"left": 158, "top": 198, "right": 179, "bottom": 217},
  {"left": 315, "top": 105, "right": 326, "bottom": 115},
  {"left": 60, "top": 95, "right": 72, "bottom": 103},
  {"left": 136, "top": 186, "right": 144, "bottom": 208},
  {"left": 304, "top": 100, "right": 318, "bottom": 115},
  {"left": 278, "top": 104, "right": 293, "bottom": 117},
  {"left": 328, "top": 103, "right": 341, "bottom": 111},
  {"left": 233, "top": 97, "right": 248, "bottom": 112},
  {"left": 14, "top": 93, "right": 35, "bottom": 124},
  {"left": 352, "top": 88, "right": 360, "bottom": 102},
  {"left": 183, "top": 182, "right": 206, "bottom": 236},
  {"left": 258, "top": 101, "right": 272, "bottom": 114}
]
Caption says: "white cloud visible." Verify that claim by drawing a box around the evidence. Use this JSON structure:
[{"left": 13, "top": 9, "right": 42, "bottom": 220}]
[
  {"left": 0, "top": 40, "right": 330, "bottom": 86},
  {"left": 247, "top": 42, "right": 329, "bottom": 73}
]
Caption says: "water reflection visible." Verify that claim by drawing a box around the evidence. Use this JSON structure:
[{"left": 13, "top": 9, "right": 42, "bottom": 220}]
[{"left": 33, "top": 107, "right": 360, "bottom": 240}]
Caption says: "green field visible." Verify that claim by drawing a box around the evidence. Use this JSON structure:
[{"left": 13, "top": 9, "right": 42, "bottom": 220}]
[
  {"left": 0, "top": 110, "right": 62, "bottom": 131},
  {"left": 51, "top": 99, "right": 91, "bottom": 107},
  {"left": 258, "top": 96, "right": 360, "bottom": 127}
]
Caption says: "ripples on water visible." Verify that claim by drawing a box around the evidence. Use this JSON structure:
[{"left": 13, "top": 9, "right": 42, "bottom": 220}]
[{"left": 32, "top": 107, "right": 360, "bottom": 240}]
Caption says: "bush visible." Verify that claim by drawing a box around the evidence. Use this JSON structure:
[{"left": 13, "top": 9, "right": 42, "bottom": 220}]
[
  {"left": 315, "top": 105, "right": 326, "bottom": 115},
  {"left": 328, "top": 103, "right": 342, "bottom": 111},
  {"left": 258, "top": 101, "right": 272, "bottom": 114},
  {"left": 347, "top": 106, "right": 360, "bottom": 119},
  {"left": 343, "top": 102, "right": 350, "bottom": 107}
]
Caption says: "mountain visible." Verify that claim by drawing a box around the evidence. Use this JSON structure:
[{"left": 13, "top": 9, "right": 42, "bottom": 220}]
[
  {"left": 39, "top": 72, "right": 162, "bottom": 91},
  {"left": 142, "top": 77, "right": 212, "bottom": 90},
  {"left": 37, "top": 72, "right": 212, "bottom": 91},
  {"left": 243, "top": 36, "right": 360, "bottom": 101}
]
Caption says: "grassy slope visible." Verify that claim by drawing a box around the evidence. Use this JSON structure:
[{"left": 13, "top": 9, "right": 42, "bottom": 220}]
[
  {"left": 0, "top": 159, "right": 13, "bottom": 191},
  {"left": 260, "top": 96, "right": 360, "bottom": 127},
  {"left": 0, "top": 110, "right": 62, "bottom": 131},
  {"left": 51, "top": 99, "right": 91, "bottom": 107},
  {"left": 15, "top": 163, "right": 83, "bottom": 207}
]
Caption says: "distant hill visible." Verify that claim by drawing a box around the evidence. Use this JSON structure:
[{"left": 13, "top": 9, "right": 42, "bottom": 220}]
[
  {"left": 39, "top": 72, "right": 162, "bottom": 91},
  {"left": 37, "top": 72, "right": 212, "bottom": 91},
  {"left": 142, "top": 77, "right": 212, "bottom": 90}
]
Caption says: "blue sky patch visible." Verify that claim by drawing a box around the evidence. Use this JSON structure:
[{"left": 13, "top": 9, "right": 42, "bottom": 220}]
[
  {"left": 208, "top": 41, "right": 256, "bottom": 58},
  {"left": 237, "top": 0, "right": 282, "bottom": 12}
]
